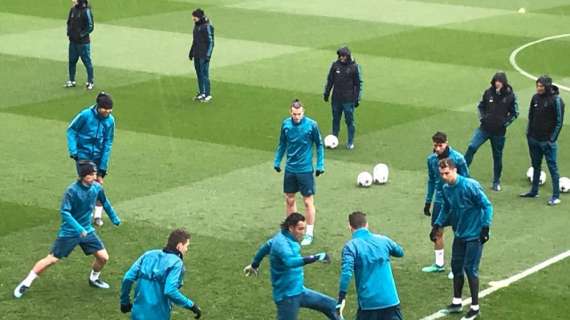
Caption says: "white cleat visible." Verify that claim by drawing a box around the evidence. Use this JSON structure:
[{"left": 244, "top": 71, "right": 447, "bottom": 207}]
[
  {"left": 64, "top": 80, "right": 76, "bottom": 88},
  {"left": 201, "top": 95, "right": 213, "bottom": 103},
  {"left": 301, "top": 235, "right": 313, "bottom": 246},
  {"left": 448, "top": 271, "right": 454, "bottom": 279},
  {"left": 94, "top": 217, "right": 104, "bottom": 227},
  {"left": 13, "top": 283, "right": 29, "bottom": 298}
]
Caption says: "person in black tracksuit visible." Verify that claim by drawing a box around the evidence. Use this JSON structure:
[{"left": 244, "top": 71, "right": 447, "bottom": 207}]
[
  {"left": 464, "top": 72, "right": 519, "bottom": 191},
  {"left": 189, "top": 8, "right": 214, "bottom": 102},
  {"left": 521, "top": 75, "right": 565, "bottom": 205},
  {"left": 65, "top": 0, "right": 95, "bottom": 90},
  {"left": 323, "top": 47, "right": 363, "bottom": 150}
]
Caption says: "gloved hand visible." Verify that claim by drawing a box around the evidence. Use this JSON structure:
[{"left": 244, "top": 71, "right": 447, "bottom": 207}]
[
  {"left": 423, "top": 203, "right": 431, "bottom": 216},
  {"left": 70, "top": 154, "right": 78, "bottom": 161},
  {"left": 480, "top": 227, "right": 490, "bottom": 244},
  {"left": 323, "top": 94, "right": 329, "bottom": 103},
  {"left": 243, "top": 264, "right": 259, "bottom": 277},
  {"left": 120, "top": 303, "right": 132, "bottom": 313},
  {"left": 190, "top": 304, "right": 202, "bottom": 319},
  {"left": 429, "top": 225, "right": 441, "bottom": 242},
  {"left": 274, "top": 166, "right": 281, "bottom": 173},
  {"left": 355, "top": 100, "right": 360, "bottom": 108},
  {"left": 336, "top": 292, "right": 346, "bottom": 319},
  {"left": 315, "top": 170, "right": 324, "bottom": 177},
  {"left": 206, "top": 56, "right": 211, "bottom": 62},
  {"left": 98, "top": 169, "right": 107, "bottom": 178},
  {"left": 188, "top": 49, "right": 193, "bottom": 61},
  {"left": 313, "top": 252, "right": 330, "bottom": 263}
]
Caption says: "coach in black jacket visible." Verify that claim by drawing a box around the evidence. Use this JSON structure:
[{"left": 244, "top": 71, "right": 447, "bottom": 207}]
[
  {"left": 189, "top": 8, "right": 214, "bottom": 102},
  {"left": 521, "top": 75, "right": 565, "bottom": 205},
  {"left": 65, "top": 0, "right": 95, "bottom": 90},
  {"left": 464, "top": 72, "right": 518, "bottom": 191}
]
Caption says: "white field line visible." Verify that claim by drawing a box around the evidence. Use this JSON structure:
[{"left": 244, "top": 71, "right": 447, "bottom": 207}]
[
  {"left": 509, "top": 34, "right": 570, "bottom": 92},
  {"left": 420, "top": 250, "right": 570, "bottom": 320}
]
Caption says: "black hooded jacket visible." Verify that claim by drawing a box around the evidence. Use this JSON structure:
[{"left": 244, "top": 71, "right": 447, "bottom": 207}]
[
  {"left": 67, "top": 3, "right": 94, "bottom": 44},
  {"left": 323, "top": 48, "right": 363, "bottom": 103},
  {"left": 528, "top": 82, "right": 565, "bottom": 142},
  {"left": 477, "top": 72, "right": 519, "bottom": 136},
  {"left": 189, "top": 17, "right": 214, "bottom": 60}
]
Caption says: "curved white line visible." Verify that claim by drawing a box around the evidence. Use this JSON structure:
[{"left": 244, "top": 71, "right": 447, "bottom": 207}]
[{"left": 509, "top": 34, "right": 570, "bottom": 92}]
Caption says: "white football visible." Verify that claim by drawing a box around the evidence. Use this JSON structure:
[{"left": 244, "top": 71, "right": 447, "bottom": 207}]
[
  {"left": 357, "top": 171, "right": 373, "bottom": 188},
  {"left": 373, "top": 163, "right": 389, "bottom": 184},
  {"left": 560, "top": 177, "right": 570, "bottom": 193},
  {"left": 324, "top": 135, "right": 339, "bottom": 149},
  {"left": 526, "top": 167, "right": 546, "bottom": 185}
]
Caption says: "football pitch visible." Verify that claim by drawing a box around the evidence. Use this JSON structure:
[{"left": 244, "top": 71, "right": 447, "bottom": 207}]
[{"left": 1, "top": 0, "right": 570, "bottom": 319}]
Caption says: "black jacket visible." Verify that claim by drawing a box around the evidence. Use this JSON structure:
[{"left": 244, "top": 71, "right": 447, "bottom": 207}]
[
  {"left": 67, "top": 5, "right": 94, "bottom": 44},
  {"left": 189, "top": 17, "right": 214, "bottom": 60},
  {"left": 324, "top": 59, "right": 363, "bottom": 103},
  {"left": 528, "top": 85, "right": 565, "bottom": 142},
  {"left": 478, "top": 85, "right": 518, "bottom": 136}
]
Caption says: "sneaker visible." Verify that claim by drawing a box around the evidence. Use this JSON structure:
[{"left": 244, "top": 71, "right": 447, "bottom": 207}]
[
  {"left": 13, "top": 283, "right": 29, "bottom": 298},
  {"left": 201, "top": 95, "right": 213, "bottom": 103},
  {"left": 301, "top": 235, "right": 313, "bottom": 246},
  {"left": 492, "top": 182, "right": 501, "bottom": 192},
  {"left": 519, "top": 192, "right": 538, "bottom": 198},
  {"left": 94, "top": 217, "right": 104, "bottom": 227},
  {"left": 461, "top": 308, "right": 480, "bottom": 320},
  {"left": 194, "top": 94, "right": 205, "bottom": 101},
  {"left": 86, "top": 82, "right": 94, "bottom": 90},
  {"left": 448, "top": 271, "right": 454, "bottom": 279},
  {"left": 346, "top": 143, "right": 354, "bottom": 150},
  {"left": 547, "top": 197, "right": 561, "bottom": 206},
  {"left": 64, "top": 80, "right": 76, "bottom": 88},
  {"left": 89, "top": 278, "right": 110, "bottom": 289},
  {"left": 443, "top": 303, "right": 463, "bottom": 314},
  {"left": 422, "top": 264, "right": 445, "bottom": 273}
]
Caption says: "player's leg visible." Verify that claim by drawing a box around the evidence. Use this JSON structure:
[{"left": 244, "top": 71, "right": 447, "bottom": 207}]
[
  {"left": 464, "top": 128, "right": 489, "bottom": 167},
  {"left": 202, "top": 59, "right": 211, "bottom": 101},
  {"left": 93, "top": 168, "right": 105, "bottom": 226},
  {"left": 490, "top": 135, "right": 506, "bottom": 191},
  {"left": 331, "top": 100, "right": 343, "bottom": 138},
  {"left": 544, "top": 142, "right": 561, "bottom": 205},
  {"left": 299, "top": 172, "right": 316, "bottom": 245},
  {"left": 343, "top": 102, "right": 355, "bottom": 149},
  {"left": 81, "top": 232, "right": 110, "bottom": 289},
  {"left": 66, "top": 43, "right": 80, "bottom": 87},
  {"left": 194, "top": 59, "right": 204, "bottom": 99},
  {"left": 423, "top": 202, "right": 446, "bottom": 273},
  {"left": 299, "top": 288, "right": 340, "bottom": 320},
  {"left": 78, "top": 43, "right": 94, "bottom": 88},
  {"left": 446, "top": 237, "right": 465, "bottom": 314},
  {"left": 462, "top": 239, "right": 483, "bottom": 319},
  {"left": 284, "top": 172, "right": 300, "bottom": 214},
  {"left": 522, "top": 138, "right": 544, "bottom": 196},
  {"left": 276, "top": 294, "right": 301, "bottom": 320}
]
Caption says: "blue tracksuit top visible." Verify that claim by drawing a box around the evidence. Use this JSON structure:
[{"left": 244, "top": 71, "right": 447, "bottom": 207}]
[
  {"left": 425, "top": 146, "right": 469, "bottom": 204},
  {"left": 274, "top": 116, "right": 325, "bottom": 174},
  {"left": 251, "top": 230, "right": 306, "bottom": 302},
  {"left": 58, "top": 180, "right": 120, "bottom": 237},
  {"left": 67, "top": 105, "right": 115, "bottom": 171},
  {"left": 435, "top": 175, "right": 493, "bottom": 240},
  {"left": 121, "top": 249, "right": 195, "bottom": 320},
  {"left": 339, "top": 228, "right": 404, "bottom": 310}
]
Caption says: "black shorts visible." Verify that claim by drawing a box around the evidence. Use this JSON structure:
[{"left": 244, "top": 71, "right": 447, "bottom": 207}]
[{"left": 50, "top": 232, "right": 105, "bottom": 259}]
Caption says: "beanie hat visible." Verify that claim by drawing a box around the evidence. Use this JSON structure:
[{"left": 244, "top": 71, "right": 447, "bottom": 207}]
[
  {"left": 96, "top": 92, "right": 113, "bottom": 109},
  {"left": 77, "top": 161, "right": 97, "bottom": 177}
]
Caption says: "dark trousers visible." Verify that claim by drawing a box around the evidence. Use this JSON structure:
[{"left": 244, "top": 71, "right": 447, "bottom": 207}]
[
  {"left": 68, "top": 42, "right": 94, "bottom": 83},
  {"left": 357, "top": 305, "right": 403, "bottom": 320},
  {"left": 194, "top": 58, "right": 211, "bottom": 96},
  {"left": 451, "top": 238, "right": 483, "bottom": 305},
  {"left": 464, "top": 128, "right": 505, "bottom": 184},
  {"left": 275, "top": 288, "right": 339, "bottom": 320},
  {"left": 527, "top": 137, "right": 560, "bottom": 198},
  {"left": 331, "top": 100, "right": 355, "bottom": 145}
]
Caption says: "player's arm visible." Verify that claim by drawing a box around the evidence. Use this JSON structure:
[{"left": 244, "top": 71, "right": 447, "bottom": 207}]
[
  {"left": 120, "top": 254, "right": 144, "bottom": 307},
  {"left": 504, "top": 93, "right": 519, "bottom": 127},
  {"left": 98, "top": 122, "right": 115, "bottom": 175},
  {"left": 338, "top": 244, "right": 355, "bottom": 298},
  {"left": 313, "top": 124, "right": 325, "bottom": 173},
  {"left": 473, "top": 183, "right": 493, "bottom": 227},
  {"left": 433, "top": 193, "right": 450, "bottom": 228},
  {"left": 244, "top": 239, "right": 273, "bottom": 276},
  {"left": 477, "top": 92, "right": 486, "bottom": 121},
  {"left": 354, "top": 64, "right": 363, "bottom": 105},
  {"left": 273, "top": 124, "right": 287, "bottom": 171},
  {"left": 323, "top": 63, "right": 334, "bottom": 101},
  {"left": 526, "top": 98, "right": 534, "bottom": 136},
  {"left": 205, "top": 24, "right": 214, "bottom": 60},
  {"left": 388, "top": 238, "right": 404, "bottom": 258},
  {"left": 80, "top": 8, "right": 94, "bottom": 38},
  {"left": 164, "top": 261, "right": 195, "bottom": 309},
  {"left": 66, "top": 112, "right": 86, "bottom": 159},
  {"left": 97, "top": 188, "right": 121, "bottom": 226},
  {"left": 425, "top": 158, "right": 436, "bottom": 204},
  {"left": 550, "top": 96, "right": 564, "bottom": 143},
  {"left": 277, "top": 244, "right": 326, "bottom": 268},
  {"left": 60, "top": 191, "right": 87, "bottom": 235},
  {"left": 457, "top": 157, "right": 470, "bottom": 178}
]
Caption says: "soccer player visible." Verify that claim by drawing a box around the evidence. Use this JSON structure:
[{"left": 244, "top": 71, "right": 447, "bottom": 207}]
[
  {"left": 323, "top": 47, "right": 363, "bottom": 150},
  {"left": 520, "top": 75, "right": 565, "bottom": 205},
  {"left": 337, "top": 211, "right": 404, "bottom": 320},
  {"left": 65, "top": 0, "right": 95, "bottom": 90},
  {"left": 464, "top": 72, "right": 519, "bottom": 191},
  {"left": 423, "top": 132, "right": 469, "bottom": 276},
  {"left": 189, "top": 8, "right": 214, "bottom": 103},
  {"left": 431, "top": 158, "right": 493, "bottom": 320},
  {"left": 274, "top": 99, "right": 325, "bottom": 246},
  {"left": 243, "top": 213, "right": 339, "bottom": 320},
  {"left": 67, "top": 92, "right": 115, "bottom": 226},
  {"left": 120, "top": 229, "right": 202, "bottom": 319},
  {"left": 13, "top": 161, "right": 121, "bottom": 298}
]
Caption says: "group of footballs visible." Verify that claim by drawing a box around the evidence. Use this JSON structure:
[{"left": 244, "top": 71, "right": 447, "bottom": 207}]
[{"left": 325, "top": 134, "right": 570, "bottom": 192}]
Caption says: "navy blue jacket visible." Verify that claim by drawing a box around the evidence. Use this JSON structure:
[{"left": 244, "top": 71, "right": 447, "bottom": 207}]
[
  {"left": 67, "top": 5, "right": 94, "bottom": 44},
  {"left": 189, "top": 17, "right": 214, "bottom": 60}
]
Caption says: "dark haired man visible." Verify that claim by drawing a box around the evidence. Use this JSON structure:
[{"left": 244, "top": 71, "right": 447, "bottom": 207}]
[
  {"left": 189, "top": 8, "right": 214, "bottom": 102},
  {"left": 120, "top": 229, "right": 202, "bottom": 319},
  {"left": 323, "top": 47, "right": 363, "bottom": 150},
  {"left": 432, "top": 158, "right": 493, "bottom": 320},
  {"left": 337, "top": 211, "right": 404, "bottom": 320},
  {"left": 14, "top": 161, "right": 121, "bottom": 298},
  {"left": 520, "top": 75, "right": 565, "bottom": 206},
  {"left": 274, "top": 99, "right": 325, "bottom": 246},
  {"left": 65, "top": 0, "right": 95, "bottom": 90},
  {"left": 67, "top": 92, "right": 115, "bottom": 226},
  {"left": 464, "top": 72, "right": 519, "bottom": 192},
  {"left": 423, "top": 132, "right": 469, "bottom": 276},
  {"left": 243, "top": 213, "right": 339, "bottom": 320}
]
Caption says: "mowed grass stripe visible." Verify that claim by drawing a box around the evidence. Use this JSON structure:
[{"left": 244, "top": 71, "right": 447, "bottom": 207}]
[
  {"left": 415, "top": 0, "right": 570, "bottom": 11},
  {"left": 0, "top": 12, "right": 61, "bottom": 35}
]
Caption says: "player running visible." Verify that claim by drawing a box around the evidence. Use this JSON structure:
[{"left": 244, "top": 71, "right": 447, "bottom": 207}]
[
  {"left": 67, "top": 92, "right": 115, "bottom": 226},
  {"left": 14, "top": 161, "right": 121, "bottom": 298},
  {"left": 274, "top": 99, "right": 325, "bottom": 246},
  {"left": 423, "top": 132, "right": 469, "bottom": 277},
  {"left": 243, "top": 213, "right": 339, "bottom": 320}
]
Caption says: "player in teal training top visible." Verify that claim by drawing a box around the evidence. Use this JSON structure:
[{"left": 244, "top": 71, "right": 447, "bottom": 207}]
[
  {"left": 14, "top": 161, "right": 121, "bottom": 298},
  {"left": 274, "top": 99, "right": 325, "bottom": 246}
]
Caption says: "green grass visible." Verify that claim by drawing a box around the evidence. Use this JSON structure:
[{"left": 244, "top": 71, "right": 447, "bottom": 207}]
[{"left": 1, "top": 1, "right": 569, "bottom": 319}]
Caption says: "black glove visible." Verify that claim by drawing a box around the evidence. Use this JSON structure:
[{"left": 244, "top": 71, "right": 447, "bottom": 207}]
[
  {"left": 355, "top": 100, "right": 360, "bottom": 108},
  {"left": 480, "top": 227, "right": 490, "bottom": 244},
  {"left": 188, "top": 49, "right": 193, "bottom": 61},
  {"left": 190, "top": 304, "right": 202, "bottom": 319},
  {"left": 120, "top": 303, "right": 132, "bottom": 313},
  {"left": 429, "top": 225, "right": 441, "bottom": 242},
  {"left": 274, "top": 166, "right": 281, "bottom": 173},
  {"left": 315, "top": 170, "right": 324, "bottom": 177},
  {"left": 423, "top": 203, "right": 431, "bottom": 216},
  {"left": 70, "top": 154, "right": 78, "bottom": 161},
  {"left": 206, "top": 56, "right": 211, "bottom": 62},
  {"left": 98, "top": 169, "right": 107, "bottom": 178},
  {"left": 323, "top": 94, "right": 329, "bottom": 102}
]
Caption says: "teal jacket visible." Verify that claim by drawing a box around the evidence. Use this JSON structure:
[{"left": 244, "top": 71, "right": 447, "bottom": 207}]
[
  {"left": 274, "top": 116, "right": 325, "bottom": 174},
  {"left": 339, "top": 228, "right": 403, "bottom": 310},
  {"left": 67, "top": 106, "right": 115, "bottom": 171},
  {"left": 58, "top": 181, "right": 120, "bottom": 237},
  {"left": 251, "top": 230, "right": 307, "bottom": 302},
  {"left": 435, "top": 175, "right": 493, "bottom": 240},
  {"left": 426, "top": 146, "right": 469, "bottom": 204},
  {"left": 121, "top": 249, "right": 195, "bottom": 320}
]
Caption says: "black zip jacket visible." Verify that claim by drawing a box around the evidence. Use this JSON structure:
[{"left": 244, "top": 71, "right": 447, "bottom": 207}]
[{"left": 527, "top": 85, "right": 565, "bottom": 142}]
